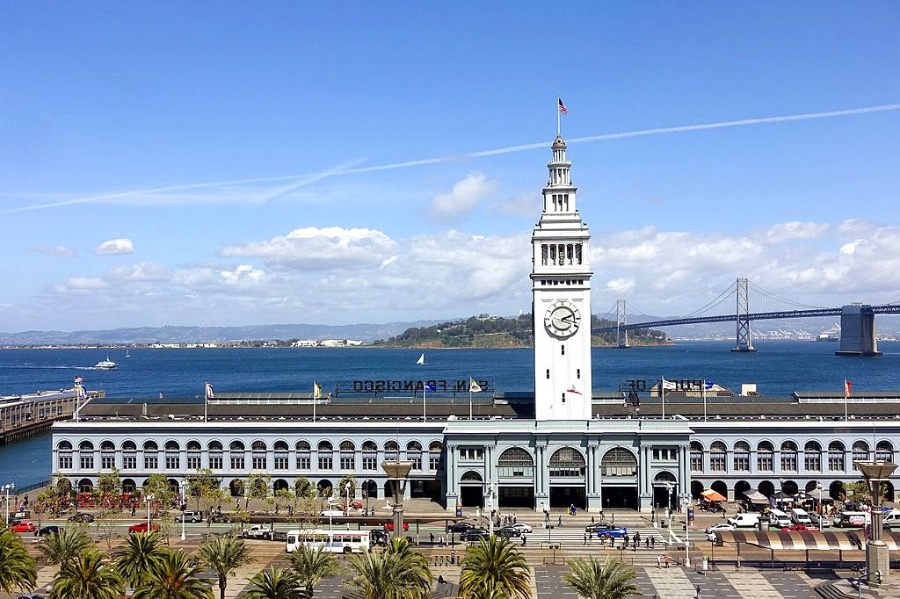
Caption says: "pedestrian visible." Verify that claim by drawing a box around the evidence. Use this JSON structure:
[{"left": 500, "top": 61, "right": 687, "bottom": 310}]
[
  {"left": 651, "top": 535, "right": 656, "bottom": 548},
  {"left": 645, "top": 537, "right": 650, "bottom": 548},
  {"left": 591, "top": 515, "right": 595, "bottom": 524},
  {"left": 558, "top": 515, "right": 562, "bottom": 527},
  {"left": 664, "top": 555, "right": 670, "bottom": 568},
  {"left": 513, "top": 514, "right": 517, "bottom": 524},
  {"left": 723, "top": 506, "right": 727, "bottom": 520},
  {"left": 657, "top": 554, "right": 662, "bottom": 568},
  {"left": 583, "top": 532, "right": 587, "bottom": 545},
  {"left": 522, "top": 534, "right": 526, "bottom": 546},
  {"left": 430, "top": 532, "right": 435, "bottom": 544}
]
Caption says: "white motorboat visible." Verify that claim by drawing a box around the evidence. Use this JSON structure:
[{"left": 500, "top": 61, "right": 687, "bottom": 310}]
[{"left": 95, "top": 357, "right": 117, "bottom": 370}]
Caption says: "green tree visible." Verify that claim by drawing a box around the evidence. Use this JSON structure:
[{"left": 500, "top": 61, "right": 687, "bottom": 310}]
[
  {"left": 337, "top": 473, "right": 356, "bottom": 505},
  {"left": 563, "top": 556, "right": 640, "bottom": 599},
  {"left": 97, "top": 468, "right": 123, "bottom": 498},
  {"left": 186, "top": 469, "right": 227, "bottom": 530},
  {"left": 38, "top": 526, "right": 92, "bottom": 569},
  {"left": 198, "top": 533, "right": 253, "bottom": 599},
  {"left": 294, "top": 477, "right": 318, "bottom": 516},
  {"left": 144, "top": 472, "right": 175, "bottom": 509},
  {"left": 48, "top": 548, "right": 124, "bottom": 599},
  {"left": 459, "top": 536, "right": 531, "bottom": 599},
  {"left": 245, "top": 566, "right": 311, "bottom": 599},
  {"left": 133, "top": 548, "right": 214, "bottom": 599},
  {"left": 247, "top": 472, "right": 272, "bottom": 511},
  {"left": 114, "top": 530, "right": 167, "bottom": 589},
  {"left": 289, "top": 544, "right": 342, "bottom": 597},
  {"left": 0, "top": 527, "right": 37, "bottom": 595},
  {"left": 345, "top": 537, "right": 432, "bottom": 599}
]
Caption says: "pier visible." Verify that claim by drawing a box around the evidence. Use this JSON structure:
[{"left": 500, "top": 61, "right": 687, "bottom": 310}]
[{"left": 0, "top": 388, "right": 104, "bottom": 444}]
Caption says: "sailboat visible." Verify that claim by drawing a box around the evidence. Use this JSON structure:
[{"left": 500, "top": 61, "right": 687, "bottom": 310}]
[
  {"left": 125, "top": 349, "right": 131, "bottom": 358},
  {"left": 416, "top": 353, "right": 425, "bottom": 365}
]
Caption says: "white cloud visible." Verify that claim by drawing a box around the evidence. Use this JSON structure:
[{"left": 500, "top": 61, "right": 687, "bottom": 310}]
[
  {"left": 106, "top": 262, "right": 171, "bottom": 283},
  {"left": 29, "top": 244, "right": 76, "bottom": 257},
  {"left": 96, "top": 238, "right": 134, "bottom": 255},
  {"left": 429, "top": 172, "right": 499, "bottom": 220},
  {"left": 52, "top": 276, "right": 108, "bottom": 294},
  {"left": 221, "top": 226, "right": 399, "bottom": 271}
]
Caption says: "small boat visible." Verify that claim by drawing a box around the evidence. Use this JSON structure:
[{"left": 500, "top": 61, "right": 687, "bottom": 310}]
[
  {"left": 95, "top": 357, "right": 117, "bottom": 370},
  {"left": 125, "top": 349, "right": 131, "bottom": 358},
  {"left": 416, "top": 353, "right": 425, "bottom": 365}
]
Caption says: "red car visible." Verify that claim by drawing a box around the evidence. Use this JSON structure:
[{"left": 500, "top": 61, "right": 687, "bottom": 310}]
[
  {"left": 128, "top": 521, "right": 160, "bottom": 533},
  {"left": 780, "top": 524, "right": 809, "bottom": 532},
  {"left": 382, "top": 521, "right": 410, "bottom": 532},
  {"left": 10, "top": 520, "right": 36, "bottom": 533}
]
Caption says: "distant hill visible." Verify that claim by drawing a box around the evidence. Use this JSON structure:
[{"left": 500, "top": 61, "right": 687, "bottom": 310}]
[{"left": 373, "top": 314, "right": 668, "bottom": 348}]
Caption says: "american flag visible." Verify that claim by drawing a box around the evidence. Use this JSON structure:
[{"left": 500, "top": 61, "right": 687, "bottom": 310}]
[
  {"left": 558, "top": 98, "right": 568, "bottom": 115},
  {"left": 74, "top": 376, "right": 84, "bottom": 384}
]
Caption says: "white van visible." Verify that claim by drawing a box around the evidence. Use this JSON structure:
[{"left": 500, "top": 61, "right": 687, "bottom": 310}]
[
  {"left": 790, "top": 508, "right": 812, "bottom": 526},
  {"left": 881, "top": 510, "right": 900, "bottom": 529},
  {"left": 727, "top": 513, "right": 760, "bottom": 528},
  {"left": 768, "top": 509, "right": 791, "bottom": 528},
  {"left": 833, "top": 511, "right": 870, "bottom": 528}
]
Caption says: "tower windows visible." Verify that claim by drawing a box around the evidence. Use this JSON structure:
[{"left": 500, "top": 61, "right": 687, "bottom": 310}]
[
  {"left": 561, "top": 393, "right": 566, "bottom": 404},
  {"left": 561, "top": 345, "right": 565, "bottom": 355},
  {"left": 577, "top": 369, "right": 581, "bottom": 379},
  {"left": 546, "top": 369, "right": 550, "bottom": 379}
]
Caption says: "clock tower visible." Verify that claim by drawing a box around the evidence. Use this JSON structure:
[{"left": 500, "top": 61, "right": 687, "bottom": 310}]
[{"left": 531, "top": 135, "right": 593, "bottom": 420}]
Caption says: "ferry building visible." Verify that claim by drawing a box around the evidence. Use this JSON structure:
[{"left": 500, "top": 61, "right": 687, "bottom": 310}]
[{"left": 51, "top": 135, "right": 900, "bottom": 512}]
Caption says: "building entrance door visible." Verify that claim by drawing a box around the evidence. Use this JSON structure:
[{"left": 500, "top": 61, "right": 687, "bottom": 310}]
[
  {"left": 498, "top": 486, "right": 534, "bottom": 508},
  {"left": 459, "top": 486, "right": 484, "bottom": 507},
  {"left": 549, "top": 486, "right": 586, "bottom": 509},
  {"left": 602, "top": 486, "right": 638, "bottom": 510}
]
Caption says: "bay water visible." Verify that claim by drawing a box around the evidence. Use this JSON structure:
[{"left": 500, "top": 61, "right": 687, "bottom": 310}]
[{"left": 1, "top": 341, "right": 898, "bottom": 489}]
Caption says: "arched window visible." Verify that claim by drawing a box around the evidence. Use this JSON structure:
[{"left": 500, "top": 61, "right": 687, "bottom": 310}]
[
  {"left": 406, "top": 441, "right": 422, "bottom": 471},
  {"left": 296, "top": 441, "right": 311, "bottom": 470},
  {"left": 876, "top": 441, "right": 894, "bottom": 462},
  {"left": 804, "top": 441, "right": 821, "bottom": 472},
  {"left": 251, "top": 440, "right": 267, "bottom": 470},
  {"left": 144, "top": 441, "right": 158, "bottom": 470},
  {"left": 165, "top": 441, "right": 180, "bottom": 470},
  {"left": 122, "top": 440, "right": 137, "bottom": 470},
  {"left": 208, "top": 441, "right": 223, "bottom": 470},
  {"left": 318, "top": 441, "right": 333, "bottom": 470},
  {"left": 100, "top": 440, "right": 116, "bottom": 470},
  {"left": 187, "top": 441, "right": 201, "bottom": 470},
  {"left": 497, "top": 447, "right": 534, "bottom": 478},
  {"left": 780, "top": 441, "right": 798, "bottom": 472},
  {"left": 690, "top": 441, "right": 704, "bottom": 472},
  {"left": 429, "top": 441, "right": 443, "bottom": 471},
  {"left": 550, "top": 447, "right": 585, "bottom": 477},
  {"left": 600, "top": 447, "right": 635, "bottom": 477},
  {"left": 274, "top": 441, "right": 289, "bottom": 470},
  {"left": 57, "top": 440, "right": 73, "bottom": 469},
  {"left": 757, "top": 441, "right": 774, "bottom": 472},
  {"left": 733, "top": 441, "right": 750, "bottom": 472},
  {"left": 362, "top": 441, "right": 377, "bottom": 471},
  {"left": 384, "top": 441, "right": 399, "bottom": 461},
  {"left": 828, "top": 441, "right": 845, "bottom": 471},
  {"left": 852, "top": 441, "right": 870, "bottom": 462},
  {"left": 340, "top": 441, "right": 356, "bottom": 470},
  {"left": 230, "top": 441, "right": 245, "bottom": 470},
  {"left": 710, "top": 441, "right": 727, "bottom": 472}
]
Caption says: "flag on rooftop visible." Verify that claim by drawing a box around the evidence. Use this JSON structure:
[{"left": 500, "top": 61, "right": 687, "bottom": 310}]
[
  {"left": 469, "top": 378, "right": 482, "bottom": 393},
  {"left": 314, "top": 382, "right": 323, "bottom": 400},
  {"left": 566, "top": 386, "right": 582, "bottom": 395},
  {"left": 205, "top": 383, "right": 214, "bottom": 399},
  {"left": 844, "top": 379, "right": 853, "bottom": 399},
  {"left": 74, "top": 376, "right": 84, "bottom": 384},
  {"left": 424, "top": 383, "right": 436, "bottom": 393},
  {"left": 558, "top": 97, "right": 568, "bottom": 115}
]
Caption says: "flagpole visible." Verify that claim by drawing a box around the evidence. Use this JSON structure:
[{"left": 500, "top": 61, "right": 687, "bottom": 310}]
[
  {"left": 423, "top": 384, "right": 427, "bottom": 422},
  {"left": 703, "top": 381, "right": 707, "bottom": 422},
  {"left": 844, "top": 379, "right": 848, "bottom": 422},
  {"left": 204, "top": 382, "right": 208, "bottom": 423},
  {"left": 661, "top": 376, "right": 666, "bottom": 420},
  {"left": 557, "top": 97, "right": 561, "bottom": 136},
  {"left": 469, "top": 385, "right": 473, "bottom": 421}
]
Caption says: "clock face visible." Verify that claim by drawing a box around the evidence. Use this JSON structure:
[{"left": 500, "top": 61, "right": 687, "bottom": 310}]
[{"left": 544, "top": 302, "right": 581, "bottom": 337}]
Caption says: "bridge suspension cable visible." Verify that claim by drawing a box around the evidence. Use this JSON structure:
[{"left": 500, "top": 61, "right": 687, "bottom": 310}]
[
  {"left": 679, "top": 280, "right": 737, "bottom": 318},
  {"left": 748, "top": 282, "right": 829, "bottom": 310}
]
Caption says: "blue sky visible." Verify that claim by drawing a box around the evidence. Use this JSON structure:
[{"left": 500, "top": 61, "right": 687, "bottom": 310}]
[{"left": 2, "top": 2, "right": 899, "bottom": 332}]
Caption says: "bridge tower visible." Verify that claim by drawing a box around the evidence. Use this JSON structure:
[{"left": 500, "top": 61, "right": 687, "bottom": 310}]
[
  {"left": 616, "top": 299, "right": 630, "bottom": 349},
  {"left": 731, "top": 277, "right": 756, "bottom": 353},
  {"left": 836, "top": 304, "right": 882, "bottom": 356}
]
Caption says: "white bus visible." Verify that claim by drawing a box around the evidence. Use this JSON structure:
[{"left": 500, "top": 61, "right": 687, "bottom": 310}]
[{"left": 285, "top": 529, "right": 371, "bottom": 554}]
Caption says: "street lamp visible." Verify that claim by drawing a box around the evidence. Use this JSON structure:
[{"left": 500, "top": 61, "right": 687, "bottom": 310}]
[
  {"left": 146, "top": 493, "right": 155, "bottom": 530},
  {"left": 179, "top": 480, "right": 187, "bottom": 541},
  {"left": 816, "top": 483, "right": 823, "bottom": 515},
  {"left": 2, "top": 483, "right": 14, "bottom": 526},
  {"left": 381, "top": 460, "right": 413, "bottom": 540},
  {"left": 486, "top": 481, "right": 496, "bottom": 537},
  {"left": 854, "top": 460, "right": 897, "bottom": 588}
]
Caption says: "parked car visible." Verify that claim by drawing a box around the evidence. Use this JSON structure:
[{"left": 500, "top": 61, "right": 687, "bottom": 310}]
[
  {"left": 705, "top": 522, "right": 734, "bottom": 541},
  {"left": 498, "top": 526, "right": 521, "bottom": 538},
  {"left": 447, "top": 522, "right": 476, "bottom": 534},
  {"left": 38, "top": 525, "right": 61, "bottom": 536},
  {"left": 585, "top": 523, "right": 612, "bottom": 533},
  {"left": 383, "top": 521, "right": 409, "bottom": 532},
  {"left": 10, "top": 520, "right": 36, "bottom": 533},
  {"left": 599, "top": 526, "right": 628, "bottom": 539},
  {"left": 241, "top": 524, "right": 273, "bottom": 539},
  {"left": 320, "top": 509, "right": 345, "bottom": 518},
  {"left": 780, "top": 524, "right": 809, "bottom": 532},
  {"left": 460, "top": 528, "right": 489, "bottom": 542},
  {"left": 128, "top": 521, "right": 160, "bottom": 533},
  {"left": 727, "top": 513, "right": 760, "bottom": 528},
  {"left": 369, "top": 529, "right": 389, "bottom": 546},
  {"left": 67, "top": 512, "right": 94, "bottom": 523},
  {"left": 175, "top": 511, "right": 204, "bottom": 523}
]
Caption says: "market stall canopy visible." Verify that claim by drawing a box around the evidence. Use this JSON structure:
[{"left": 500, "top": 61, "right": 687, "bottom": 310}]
[
  {"left": 701, "top": 489, "right": 727, "bottom": 502},
  {"left": 743, "top": 490, "right": 769, "bottom": 505},
  {"left": 715, "top": 530, "right": 900, "bottom": 551}
]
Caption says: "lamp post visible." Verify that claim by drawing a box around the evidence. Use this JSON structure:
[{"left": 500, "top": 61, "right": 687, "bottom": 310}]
[
  {"left": 381, "top": 460, "right": 413, "bottom": 540},
  {"left": 854, "top": 460, "right": 897, "bottom": 588},
  {"left": 486, "top": 481, "right": 496, "bottom": 537},
  {"left": 146, "top": 493, "right": 154, "bottom": 530},
  {"left": 2, "top": 483, "right": 14, "bottom": 526},
  {"left": 179, "top": 480, "right": 187, "bottom": 541},
  {"left": 816, "top": 483, "right": 823, "bottom": 515}
]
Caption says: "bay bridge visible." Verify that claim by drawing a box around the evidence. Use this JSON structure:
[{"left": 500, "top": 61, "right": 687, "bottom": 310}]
[{"left": 593, "top": 278, "right": 900, "bottom": 356}]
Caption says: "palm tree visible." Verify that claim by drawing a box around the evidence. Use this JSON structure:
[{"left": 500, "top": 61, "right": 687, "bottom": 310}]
[
  {"left": 345, "top": 537, "right": 432, "bottom": 599},
  {"left": 563, "top": 556, "right": 640, "bottom": 599},
  {"left": 114, "top": 530, "right": 167, "bottom": 589},
  {"left": 133, "top": 548, "right": 214, "bottom": 599},
  {"left": 0, "top": 527, "right": 37, "bottom": 595},
  {"left": 38, "top": 526, "right": 92, "bottom": 569},
  {"left": 198, "top": 533, "right": 252, "bottom": 599},
  {"left": 244, "top": 566, "right": 311, "bottom": 599},
  {"left": 48, "top": 548, "right": 124, "bottom": 599},
  {"left": 288, "top": 544, "right": 341, "bottom": 597},
  {"left": 458, "top": 536, "right": 531, "bottom": 599}
]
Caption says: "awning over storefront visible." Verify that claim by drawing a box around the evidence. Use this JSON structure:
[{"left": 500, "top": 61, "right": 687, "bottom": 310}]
[
  {"left": 716, "top": 530, "right": 900, "bottom": 551},
  {"left": 742, "top": 490, "right": 769, "bottom": 505},
  {"left": 701, "top": 489, "right": 727, "bottom": 502}
]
